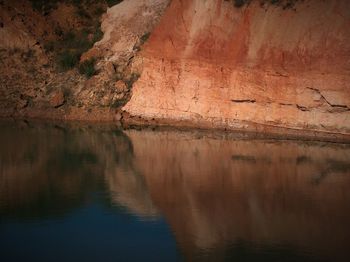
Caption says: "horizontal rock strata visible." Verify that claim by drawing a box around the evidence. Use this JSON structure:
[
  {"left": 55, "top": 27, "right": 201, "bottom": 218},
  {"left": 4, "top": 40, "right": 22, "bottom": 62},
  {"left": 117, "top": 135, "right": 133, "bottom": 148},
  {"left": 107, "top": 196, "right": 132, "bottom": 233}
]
[{"left": 123, "top": 0, "right": 350, "bottom": 136}]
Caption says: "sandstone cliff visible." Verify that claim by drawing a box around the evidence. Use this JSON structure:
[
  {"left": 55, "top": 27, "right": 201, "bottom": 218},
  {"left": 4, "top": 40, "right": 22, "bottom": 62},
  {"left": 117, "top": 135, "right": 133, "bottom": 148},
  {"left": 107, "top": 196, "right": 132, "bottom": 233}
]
[
  {"left": 1, "top": 0, "right": 350, "bottom": 139},
  {"left": 123, "top": 0, "right": 350, "bottom": 138}
]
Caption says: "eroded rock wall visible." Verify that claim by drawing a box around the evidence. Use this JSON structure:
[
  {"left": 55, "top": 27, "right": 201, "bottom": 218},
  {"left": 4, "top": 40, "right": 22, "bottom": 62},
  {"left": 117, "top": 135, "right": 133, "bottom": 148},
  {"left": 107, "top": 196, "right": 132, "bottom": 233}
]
[{"left": 123, "top": 0, "right": 350, "bottom": 136}]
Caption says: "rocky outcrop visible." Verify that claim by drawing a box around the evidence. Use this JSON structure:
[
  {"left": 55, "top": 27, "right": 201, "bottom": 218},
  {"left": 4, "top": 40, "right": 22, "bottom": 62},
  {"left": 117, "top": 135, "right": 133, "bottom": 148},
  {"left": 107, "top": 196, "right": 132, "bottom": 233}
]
[
  {"left": 79, "top": 0, "right": 171, "bottom": 112},
  {"left": 84, "top": 0, "right": 170, "bottom": 65},
  {"left": 123, "top": 0, "right": 350, "bottom": 137},
  {"left": 0, "top": 0, "right": 170, "bottom": 121}
]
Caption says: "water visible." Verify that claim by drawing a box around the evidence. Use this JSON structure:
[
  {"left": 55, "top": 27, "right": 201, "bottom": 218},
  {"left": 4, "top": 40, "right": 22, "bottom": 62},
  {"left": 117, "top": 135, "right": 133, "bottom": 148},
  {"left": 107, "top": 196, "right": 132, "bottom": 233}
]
[{"left": 1, "top": 121, "right": 350, "bottom": 262}]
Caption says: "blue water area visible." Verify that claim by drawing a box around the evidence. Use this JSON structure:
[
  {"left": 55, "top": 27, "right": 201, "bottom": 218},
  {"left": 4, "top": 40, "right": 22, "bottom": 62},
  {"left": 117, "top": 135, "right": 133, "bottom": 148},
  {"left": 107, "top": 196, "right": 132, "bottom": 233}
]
[
  {"left": 1, "top": 120, "right": 350, "bottom": 261},
  {"left": 1, "top": 203, "right": 179, "bottom": 262}
]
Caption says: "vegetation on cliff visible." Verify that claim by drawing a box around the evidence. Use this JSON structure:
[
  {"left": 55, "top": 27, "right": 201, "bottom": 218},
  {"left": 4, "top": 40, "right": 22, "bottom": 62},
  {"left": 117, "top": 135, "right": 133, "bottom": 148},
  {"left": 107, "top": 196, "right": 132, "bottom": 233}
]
[
  {"left": 29, "top": 0, "right": 124, "bottom": 13},
  {"left": 0, "top": 0, "right": 168, "bottom": 119},
  {"left": 27, "top": 0, "right": 125, "bottom": 77},
  {"left": 78, "top": 58, "right": 97, "bottom": 78},
  {"left": 231, "top": 0, "right": 301, "bottom": 9}
]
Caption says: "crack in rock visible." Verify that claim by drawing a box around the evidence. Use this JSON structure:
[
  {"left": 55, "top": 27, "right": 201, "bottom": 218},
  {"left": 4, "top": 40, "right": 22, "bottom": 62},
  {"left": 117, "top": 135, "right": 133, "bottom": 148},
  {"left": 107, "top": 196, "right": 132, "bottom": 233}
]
[
  {"left": 296, "top": 104, "right": 310, "bottom": 112},
  {"left": 306, "top": 87, "right": 350, "bottom": 111},
  {"left": 231, "top": 99, "right": 256, "bottom": 103}
]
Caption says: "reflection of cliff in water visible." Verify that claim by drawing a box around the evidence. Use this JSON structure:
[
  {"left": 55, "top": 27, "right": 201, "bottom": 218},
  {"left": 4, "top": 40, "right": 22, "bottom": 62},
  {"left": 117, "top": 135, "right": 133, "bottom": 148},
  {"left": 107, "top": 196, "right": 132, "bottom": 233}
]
[
  {"left": 1, "top": 122, "right": 350, "bottom": 261},
  {"left": 125, "top": 130, "right": 350, "bottom": 262},
  {"left": 0, "top": 121, "right": 158, "bottom": 221}
]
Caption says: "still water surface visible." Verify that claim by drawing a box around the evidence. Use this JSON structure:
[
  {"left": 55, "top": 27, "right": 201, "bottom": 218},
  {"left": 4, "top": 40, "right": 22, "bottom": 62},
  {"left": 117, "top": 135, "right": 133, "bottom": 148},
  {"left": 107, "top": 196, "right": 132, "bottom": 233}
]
[{"left": 1, "top": 121, "right": 350, "bottom": 262}]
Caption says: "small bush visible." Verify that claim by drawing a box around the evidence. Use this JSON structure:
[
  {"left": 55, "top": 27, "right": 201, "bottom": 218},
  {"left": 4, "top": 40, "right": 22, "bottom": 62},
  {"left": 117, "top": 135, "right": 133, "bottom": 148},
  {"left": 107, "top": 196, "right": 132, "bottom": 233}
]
[
  {"left": 58, "top": 51, "right": 80, "bottom": 71},
  {"left": 54, "top": 30, "right": 95, "bottom": 70},
  {"left": 54, "top": 27, "right": 64, "bottom": 37},
  {"left": 94, "top": 6, "right": 106, "bottom": 16},
  {"left": 77, "top": 9, "right": 91, "bottom": 19},
  {"left": 106, "top": 0, "right": 123, "bottom": 7},
  {"left": 111, "top": 99, "right": 126, "bottom": 108},
  {"left": 140, "top": 32, "right": 151, "bottom": 45},
  {"left": 79, "top": 58, "right": 97, "bottom": 78},
  {"left": 71, "top": 0, "right": 82, "bottom": 7},
  {"left": 38, "top": 1, "right": 106, "bottom": 72},
  {"left": 92, "top": 27, "right": 104, "bottom": 43},
  {"left": 30, "top": 0, "right": 58, "bottom": 13},
  {"left": 234, "top": 0, "right": 248, "bottom": 7},
  {"left": 44, "top": 41, "right": 55, "bottom": 52},
  {"left": 61, "top": 31, "right": 90, "bottom": 51},
  {"left": 125, "top": 73, "right": 140, "bottom": 89},
  {"left": 231, "top": 0, "right": 299, "bottom": 8},
  {"left": 22, "top": 49, "right": 35, "bottom": 62}
]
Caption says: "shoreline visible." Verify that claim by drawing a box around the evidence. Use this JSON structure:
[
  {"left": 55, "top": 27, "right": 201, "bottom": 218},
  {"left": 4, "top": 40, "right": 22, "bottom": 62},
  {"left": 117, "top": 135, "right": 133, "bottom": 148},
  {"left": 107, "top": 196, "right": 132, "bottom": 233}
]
[
  {"left": 2, "top": 112, "right": 350, "bottom": 144},
  {"left": 122, "top": 114, "right": 350, "bottom": 144}
]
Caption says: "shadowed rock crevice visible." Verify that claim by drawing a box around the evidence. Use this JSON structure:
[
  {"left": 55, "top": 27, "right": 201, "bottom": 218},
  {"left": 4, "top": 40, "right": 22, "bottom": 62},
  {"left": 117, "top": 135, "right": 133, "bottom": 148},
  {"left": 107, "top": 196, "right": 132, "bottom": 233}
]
[{"left": 231, "top": 99, "right": 256, "bottom": 103}]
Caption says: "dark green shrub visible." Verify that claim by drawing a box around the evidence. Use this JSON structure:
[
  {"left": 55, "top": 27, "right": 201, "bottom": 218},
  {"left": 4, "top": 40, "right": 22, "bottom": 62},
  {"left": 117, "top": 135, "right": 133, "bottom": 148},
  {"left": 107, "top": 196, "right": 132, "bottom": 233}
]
[
  {"left": 111, "top": 99, "right": 126, "bottom": 108},
  {"left": 77, "top": 9, "right": 91, "bottom": 19},
  {"left": 44, "top": 41, "right": 55, "bottom": 52},
  {"left": 140, "top": 32, "right": 151, "bottom": 45},
  {"left": 54, "top": 27, "right": 63, "bottom": 37},
  {"left": 106, "top": 0, "right": 123, "bottom": 7},
  {"left": 36, "top": 1, "right": 106, "bottom": 72},
  {"left": 20, "top": 49, "right": 35, "bottom": 62},
  {"left": 30, "top": 0, "right": 58, "bottom": 13},
  {"left": 125, "top": 73, "right": 140, "bottom": 89},
  {"left": 58, "top": 51, "right": 80, "bottom": 71},
  {"left": 271, "top": 0, "right": 281, "bottom": 4},
  {"left": 79, "top": 58, "right": 97, "bottom": 78},
  {"left": 231, "top": 0, "right": 299, "bottom": 8},
  {"left": 61, "top": 31, "right": 90, "bottom": 51},
  {"left": 94, "top": 6, "right": 106, "bottom": 16},
  {"left": 92, "top": 27, "right": 104, "bottom": 43},
  {"left": 234, "top": 0, "right": 248, "bottom": 7},
  {"left": 71, "top": 0, "right": 82, "bottom": 7},
  {"left": 55, "top": 31, "right": 89, "bottom": 57},
  {"left": 52, "top": 27, "right": 103, "bottom": 71}
]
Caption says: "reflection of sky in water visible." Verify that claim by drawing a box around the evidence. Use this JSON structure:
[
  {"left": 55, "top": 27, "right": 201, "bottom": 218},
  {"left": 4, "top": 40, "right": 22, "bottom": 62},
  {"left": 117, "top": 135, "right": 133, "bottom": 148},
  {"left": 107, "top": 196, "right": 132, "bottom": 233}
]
[{"left": 0, "top": 120, "right": 350, "bottom": 262}]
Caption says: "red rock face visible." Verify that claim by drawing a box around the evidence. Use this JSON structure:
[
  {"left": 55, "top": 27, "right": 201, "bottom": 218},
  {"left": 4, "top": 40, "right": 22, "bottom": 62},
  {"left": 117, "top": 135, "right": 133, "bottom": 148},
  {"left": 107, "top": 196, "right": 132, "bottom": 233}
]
[{"left": 123, "top": 0, "right": 350, "bottom": 136}]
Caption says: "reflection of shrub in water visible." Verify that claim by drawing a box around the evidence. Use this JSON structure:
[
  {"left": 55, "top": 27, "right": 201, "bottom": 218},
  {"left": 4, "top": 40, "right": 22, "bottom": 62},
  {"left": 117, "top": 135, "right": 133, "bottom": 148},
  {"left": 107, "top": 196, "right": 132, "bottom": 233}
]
[
  {"left": 296, "top": 155, "right": 312, "bottom": 165},
  {"left": 311, "top": 159, "right": 350, "bottom": 185},
  {"left": 231, "top": 154, "right": 256, "bottom": 163},
  {"left": 0, "top": 122, "right": 136, "bottom": 221},
  {"left": 326, "top": 159, "right": 350, "bottom": 173}
]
